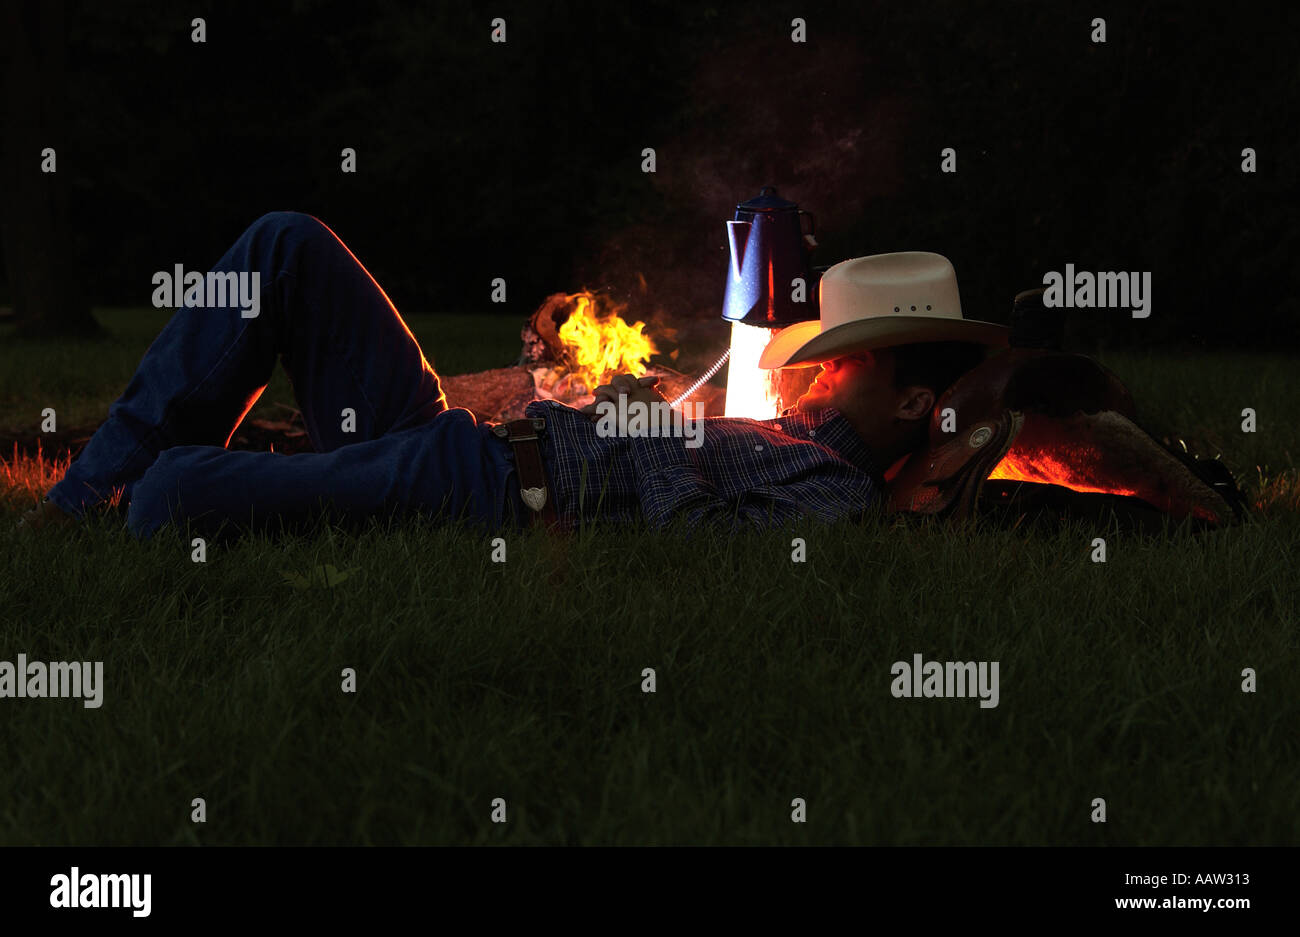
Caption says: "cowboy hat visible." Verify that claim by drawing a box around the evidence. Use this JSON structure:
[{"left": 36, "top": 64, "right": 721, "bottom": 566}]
[{"left": 758, "top": 251, "right": 1009, "bottom": 369}]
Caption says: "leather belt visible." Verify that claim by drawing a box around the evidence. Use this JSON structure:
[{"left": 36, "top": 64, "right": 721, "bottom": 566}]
[{"left": 492, "top": 417, "right": 561, "bottom": 530}]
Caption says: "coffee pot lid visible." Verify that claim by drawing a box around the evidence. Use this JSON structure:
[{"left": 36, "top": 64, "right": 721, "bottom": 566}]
[{"left": 737, "top": 185, "right": 798, "bottom": 213}]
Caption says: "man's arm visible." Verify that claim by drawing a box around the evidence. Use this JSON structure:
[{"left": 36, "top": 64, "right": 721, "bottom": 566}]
[
  {"left": 582, "top": 373, "right": 857, "bottom": 533},
  {"left": 626, "top": 431, "right": 813, "bottom": 532}
]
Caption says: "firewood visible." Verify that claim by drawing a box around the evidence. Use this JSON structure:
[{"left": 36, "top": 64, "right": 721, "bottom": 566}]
[
  {"left": 520, "top": 293, "right": 574, "bottom": 366},
  {"left": 440, "top": 367, "right": 537, "bottom": 423}
]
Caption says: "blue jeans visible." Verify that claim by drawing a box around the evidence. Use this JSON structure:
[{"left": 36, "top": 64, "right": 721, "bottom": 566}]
[{"left": 47, "top": 212, "right": 526, "bottom": 538}]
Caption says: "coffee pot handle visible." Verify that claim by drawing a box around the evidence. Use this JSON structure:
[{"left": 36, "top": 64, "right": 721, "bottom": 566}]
[{"left": 799, "top": 210, "right": 817, "bottom": 249}]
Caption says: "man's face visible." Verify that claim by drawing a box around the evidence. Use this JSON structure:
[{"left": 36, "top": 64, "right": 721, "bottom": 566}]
[
  {"left": 790, "top": 346, "right": 940, "bottom": 463},
  {"left": 793, "top": 350, "right": 898, "bottom": 419}
]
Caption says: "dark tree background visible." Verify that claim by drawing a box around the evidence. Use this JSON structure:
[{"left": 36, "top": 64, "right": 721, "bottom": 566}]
[{"left": 2, "top": 0, "right": 1296, "bottom": 348}]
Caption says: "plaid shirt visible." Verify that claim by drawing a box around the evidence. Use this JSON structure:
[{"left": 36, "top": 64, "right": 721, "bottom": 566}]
[{"left": 524, "top": 398, "right": 884, "bottom": 532}]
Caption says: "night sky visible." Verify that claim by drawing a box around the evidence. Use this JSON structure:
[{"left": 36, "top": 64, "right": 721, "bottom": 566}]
[{"left": 3, "top": 0, "right": 1296, "bottom": 347}]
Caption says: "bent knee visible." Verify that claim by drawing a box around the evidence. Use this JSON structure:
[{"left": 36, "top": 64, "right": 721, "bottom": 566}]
[{"left": 246, "top": 210, "right": 331, "bottom": 243}]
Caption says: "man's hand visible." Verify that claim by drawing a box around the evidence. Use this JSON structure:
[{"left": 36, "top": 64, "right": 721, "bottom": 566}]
[{"left": 578, "top": 373, "right": 669, "bottom": 421}]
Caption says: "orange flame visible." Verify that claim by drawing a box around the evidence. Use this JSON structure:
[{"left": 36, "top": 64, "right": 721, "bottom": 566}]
[
  {"left": 989, "top": 450, "right": 1140, "bottom": 497},
  {"left": 555, "top": 292, "right": 657, "bottom": 392},
  {"left": 725, "top": 320, "right": 783, "bottom": 419}
]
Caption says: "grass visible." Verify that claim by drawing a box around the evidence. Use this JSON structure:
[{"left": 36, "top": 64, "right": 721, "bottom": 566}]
[{"left": 0, "top": 308, "right": 1297, "bottom": 845}]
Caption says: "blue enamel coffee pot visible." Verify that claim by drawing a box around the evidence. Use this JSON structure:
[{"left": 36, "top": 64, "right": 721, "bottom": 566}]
[{"left": 722, "top": 186, "right": 820, "bottom": 327}]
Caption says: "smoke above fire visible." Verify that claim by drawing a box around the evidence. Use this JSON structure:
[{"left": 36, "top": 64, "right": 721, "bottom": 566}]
[{"left": 571, "top": 30, "right": 909, "bottom": 338}]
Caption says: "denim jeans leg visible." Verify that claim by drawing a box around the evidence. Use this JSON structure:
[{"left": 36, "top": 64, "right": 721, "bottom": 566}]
[
  {"left": 125, "top": 413, "right": 515, "bottom": 539},
  {"left": 47, "top": 211, "right": 447, "bottom": 516}
]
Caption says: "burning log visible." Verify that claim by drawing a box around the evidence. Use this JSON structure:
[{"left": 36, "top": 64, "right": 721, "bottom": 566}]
[
  {"left": 441, "top": 363, "right": 726, "bottom": 424},
  {"left": 520, "top": 291, "right": 656, "bottom": 382},
  {"left": 519, "top": 292, "right": 573, "bottom": 367},
  {"left": 445, "top": 289, "right": 727, "bottom": 422}
]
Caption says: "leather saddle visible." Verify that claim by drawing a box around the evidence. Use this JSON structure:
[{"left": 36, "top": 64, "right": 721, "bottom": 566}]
[{"left": 885, "top": 348, "right": 1245, "bottom": 527}]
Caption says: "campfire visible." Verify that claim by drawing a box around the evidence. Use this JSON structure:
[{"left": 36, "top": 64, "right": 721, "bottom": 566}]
[
  {"left": 440, "top": 291, "right": 728, "bottom": 424},
  {"left": 526, "top": 291, "right": 658, "bottom": 403}
]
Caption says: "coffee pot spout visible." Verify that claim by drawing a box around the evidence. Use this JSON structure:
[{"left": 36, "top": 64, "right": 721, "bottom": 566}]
[{"left": 726, "top": 220, "right": 752, "bottom": 282}]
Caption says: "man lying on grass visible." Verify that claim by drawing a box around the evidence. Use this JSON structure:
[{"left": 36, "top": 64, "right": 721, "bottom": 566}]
[{"left": 19, "top": 213, "right": 1007, "bottom": 538}]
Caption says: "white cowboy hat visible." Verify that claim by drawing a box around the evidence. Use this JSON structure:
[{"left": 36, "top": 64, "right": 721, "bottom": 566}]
[{"left": 758, "top": 251, "right": 1009, "bottom": 369}]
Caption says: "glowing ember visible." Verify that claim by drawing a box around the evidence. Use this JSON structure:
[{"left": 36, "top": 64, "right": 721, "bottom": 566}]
[
  {"left": 986, "top": 411, "right": 1146, "bottom": 497},
  {"left": 725, "top": 320, "right": 783, "bottom": 419},
  {"left": 555, "top": 292, "right": 657, "bottom": 393},
  {"left": 983, "top": 409, "right": 1234, "bottom": 522},
  {"left": 989, "top": 447, "right": 1140, "bottom": 497}
]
